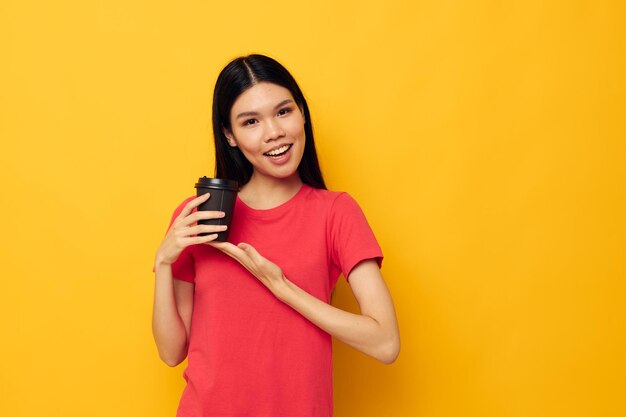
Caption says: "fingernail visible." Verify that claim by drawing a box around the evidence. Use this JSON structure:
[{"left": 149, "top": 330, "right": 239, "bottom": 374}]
[{"left": 219, "top": 212, "right": 226, "bottom": 217}]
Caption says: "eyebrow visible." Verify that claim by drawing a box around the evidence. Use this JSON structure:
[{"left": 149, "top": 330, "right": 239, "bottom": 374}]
[{"left": 236, "top": 99, "right": 294, "bottom": 119}]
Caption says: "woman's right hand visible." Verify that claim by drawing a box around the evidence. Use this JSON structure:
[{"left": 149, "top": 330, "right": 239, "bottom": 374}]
[{"left": 155, "top": 193, "right": 227, "bottom": 266}]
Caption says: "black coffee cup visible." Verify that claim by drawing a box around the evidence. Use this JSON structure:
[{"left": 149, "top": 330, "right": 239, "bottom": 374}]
[{"left": 195, "top": 177, "right": 238, "bottom": 242}]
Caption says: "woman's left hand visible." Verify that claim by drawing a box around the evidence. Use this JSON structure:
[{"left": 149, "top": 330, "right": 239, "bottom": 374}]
[
  {"left": 209, "top": 241, "right": 286, "bottom": 294},
  {"left": 212, "top": 241, "right": 399, "bottom": 363}
]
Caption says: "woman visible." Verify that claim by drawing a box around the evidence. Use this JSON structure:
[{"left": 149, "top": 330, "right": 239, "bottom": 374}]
[{"left": 152, "top": 54, "right": 400, "bottom": 417}]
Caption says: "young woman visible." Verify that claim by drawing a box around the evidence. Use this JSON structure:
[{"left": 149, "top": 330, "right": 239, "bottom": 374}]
[{"left": 152, "top": 54, "right": 400, "bottom": 417}]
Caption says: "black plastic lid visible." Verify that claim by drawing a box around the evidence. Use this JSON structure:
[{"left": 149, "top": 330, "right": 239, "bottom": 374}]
[{"left": 194, "top": 176, "right": 239, "bottom": 190}]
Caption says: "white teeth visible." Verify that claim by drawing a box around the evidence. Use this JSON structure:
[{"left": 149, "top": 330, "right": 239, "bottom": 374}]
[{"left": 265, "top": 144, "right": 290, "bottom": 156}]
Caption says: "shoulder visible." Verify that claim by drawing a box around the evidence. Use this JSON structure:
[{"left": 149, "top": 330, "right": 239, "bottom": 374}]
[
  {"left": 303, "top": 186, "right": 360, "bottom": 211},
  {"left": 302, "top": 187, "right": 368, "bottom": 224}
]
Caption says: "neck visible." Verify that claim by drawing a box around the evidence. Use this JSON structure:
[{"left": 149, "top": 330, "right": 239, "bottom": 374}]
[{"left": 238, "top": 172, "right": 304, "bottom": 210}]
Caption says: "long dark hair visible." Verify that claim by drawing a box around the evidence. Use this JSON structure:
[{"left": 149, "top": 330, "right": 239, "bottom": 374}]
[{"left": 212, "top": 54, "right": 326, "bottom": 189}]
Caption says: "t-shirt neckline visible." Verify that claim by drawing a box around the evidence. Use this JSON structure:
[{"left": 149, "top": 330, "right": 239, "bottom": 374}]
[{"left": 235, "top": 184, "right": 312, "bottom": 219}]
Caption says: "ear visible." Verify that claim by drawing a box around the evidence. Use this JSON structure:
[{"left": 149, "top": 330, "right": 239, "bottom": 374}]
[
  {"left": 299, "top": 105, "right": 306, "bottom": 124},
  {"left": 222, "top": 126, "right": 237, "bottom": 147}
]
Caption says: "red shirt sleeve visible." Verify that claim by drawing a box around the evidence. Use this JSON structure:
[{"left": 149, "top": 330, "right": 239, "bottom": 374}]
[
  {"left": 328, "top": 193, "right": 383, "bottom": 281},
  {"left": 152, "top": 196, "right": 196, "bottom": 283}
]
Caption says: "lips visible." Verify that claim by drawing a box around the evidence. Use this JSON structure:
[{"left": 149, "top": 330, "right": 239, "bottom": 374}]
[{"left": 263, "top": 144, "right": 292, "bottom": 158}]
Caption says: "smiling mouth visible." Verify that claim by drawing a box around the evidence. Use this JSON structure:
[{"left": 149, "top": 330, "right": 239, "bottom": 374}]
[{"left": 263, "top": 144, "right": 292, "bottom": 158}]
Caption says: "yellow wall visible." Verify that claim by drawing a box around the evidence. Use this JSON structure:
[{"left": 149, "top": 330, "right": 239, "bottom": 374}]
[{"left": 1, "top": 1, "right": 624, "bottom": 416}]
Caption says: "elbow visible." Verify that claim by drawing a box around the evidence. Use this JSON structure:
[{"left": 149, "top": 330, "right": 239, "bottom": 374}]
[
  {"left": 162, "top": 355, "right": 184, "bottom": 367},
  {"left": 153, "top": 333, "right": 189, "bottom": 367},
  {"left": 376, "top": 336, "right": 400, "bottom": 365},
  {"left": 379, "top": 346, "right": 400, "bottom": 365},
  {"left": 158, "top": 348, "right": 187, "bottom": 367}
]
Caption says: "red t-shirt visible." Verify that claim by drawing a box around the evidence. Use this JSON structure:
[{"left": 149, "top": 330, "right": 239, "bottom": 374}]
[{"left": 159, "top": 184, "right": 383, "bottom": 417}]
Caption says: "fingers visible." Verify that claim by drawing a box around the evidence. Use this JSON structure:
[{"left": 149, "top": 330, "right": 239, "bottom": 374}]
[
  {"left": 237, "top": 243, "right": 263, "bottom": 264},
  {"left": 209, "top": 243, "right": 240, "bottom": 262},
  {"left": 187, "top": 223, "right": 227, "bottom": 235},
  {"left": 209, "top": 242, "right": 282, "bottom": 286},
  {"left": 235, "top": 243, "right": 270, "bottom": 275},
  {"left": 177, "top": 193, "right": 211, "bottom": 220},
  {"left": 210, "top": 241, "right": 247, "bottom": 260},
  {"left": 182, "top": 234, "right": 220, "bottom": 245},
  {"left": 209, "top": 242, "right": 255, "bottom": 271},
  {"left": 179, "top": 209, "right": 226, "bottom": 227}
]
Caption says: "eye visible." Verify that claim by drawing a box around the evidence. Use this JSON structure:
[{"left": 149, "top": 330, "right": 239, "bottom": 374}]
[
  {"left": 277, "top": 107, "right": 292, "bottom": 116},
  {"left": 242, "top": 118, "right": 257, "bottom": 126}
]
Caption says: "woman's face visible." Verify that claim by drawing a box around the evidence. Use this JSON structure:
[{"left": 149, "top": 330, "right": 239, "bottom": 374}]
[{"left": 223, "top": 82, "right": 306, "bottom": 183}]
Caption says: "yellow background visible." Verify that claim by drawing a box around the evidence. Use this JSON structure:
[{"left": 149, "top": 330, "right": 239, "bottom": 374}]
[{"left": 1, "top": 1, "right": 624, "bottom": 416}]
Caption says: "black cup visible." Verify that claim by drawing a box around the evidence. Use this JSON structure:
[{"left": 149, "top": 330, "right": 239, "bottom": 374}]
[{"left": 195, "top": 177, "right": 238, "bottom": 242}]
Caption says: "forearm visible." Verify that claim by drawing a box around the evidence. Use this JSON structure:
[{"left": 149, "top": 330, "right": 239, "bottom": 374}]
[
  {"left": 208, "top": 242, "right": 400, "bottom": 363},
  {"left": 152, "top": 261, "right": 188, "bottom": 366},
  {"left": 274, "top": 278, "right": 399, "bottom": 364}
]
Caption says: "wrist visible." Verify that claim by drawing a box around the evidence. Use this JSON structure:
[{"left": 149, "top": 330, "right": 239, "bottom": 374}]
[
  {"left": 154, "top": 255, "right": 172, "bottom": 270},
  {"left": 271, "top": 274, "right": 292, "bottom": 301}
]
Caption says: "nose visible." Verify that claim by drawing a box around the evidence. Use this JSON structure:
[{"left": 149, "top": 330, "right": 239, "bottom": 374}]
[{"left": 264, "top": 118, "right": 285, "bottom": 142}]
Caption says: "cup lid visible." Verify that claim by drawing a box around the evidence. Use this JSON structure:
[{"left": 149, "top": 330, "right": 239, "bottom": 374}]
[{"left": 195, "top": 176, "right": 239, "bottom": 190}]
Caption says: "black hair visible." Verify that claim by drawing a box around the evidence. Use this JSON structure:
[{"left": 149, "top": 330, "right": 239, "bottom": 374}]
[{"left": 212, "top": 54, "right": 326, "bottom": 189}]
